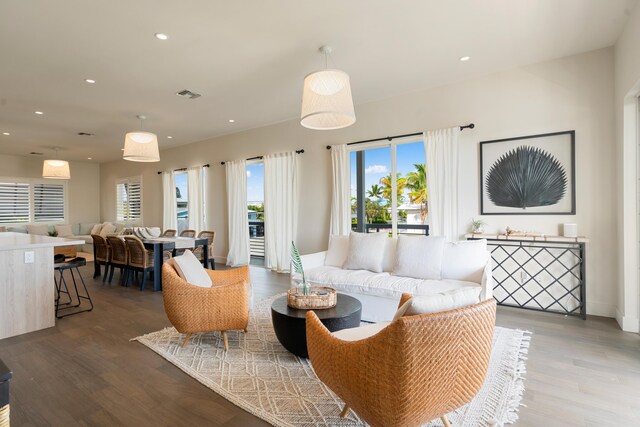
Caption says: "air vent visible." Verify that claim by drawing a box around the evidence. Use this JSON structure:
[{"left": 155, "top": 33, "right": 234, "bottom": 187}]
[
  {"left": 176, "top": 89, "right": 202, "bottom": 99},
  {"left": 29, "top": 152, "right": 43, "bottom": 155},
  {"left": 77, "top": 132, "right": 95, "bottom": 136}
]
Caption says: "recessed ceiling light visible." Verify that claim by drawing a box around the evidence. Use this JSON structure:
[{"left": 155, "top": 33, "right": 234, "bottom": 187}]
[
  {"left": 459, "top": 56, "right": 470, "bottom": 62},
  {"left": 167, "top": 136, "right": 173, "bottom": 139},
  {"left": 87, "top": 157, "right": 92, "bottom": 160},
  {"left": 155, "top": 33, "right": 168, "bottom": 40},
  {"left": 228, "top": 119, "right": 235, "bottom": 123},
  {"left": 2, "top": 132, "right": 9, "bottom": 136},
  {"left": 85, "top": 78, "right": 96, "bottom": 84},
  {"left": 35, "top": 111, "right": 44, "bottom": 115}
]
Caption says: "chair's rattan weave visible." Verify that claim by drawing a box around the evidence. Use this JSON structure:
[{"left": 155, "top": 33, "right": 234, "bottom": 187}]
[
  {"left": 0, "top": 404, "right": 9, "bottom": 427},
  {"left": 306, "top": 295, "right": 497, "bottom": 427},
  {"left": 193, "top": 230, "right": 215, "bottom": 261},
  {"left": 106, "top": 236, "right": 127, "bottom": 266},
  {"left": 161, "top": 263, "right": 249, "bottom": 334},
  {"left": 180, "top": 229, "right": 196, "bottom": 238},
  {"left": 162, "top": 229, "right": 177, "bottom": 237},
  {"left": 124, "top": 236, "right": 153, "bottom": 268},
  {"left": 91, "top": 234, "right": 110, "bottom": 263}
]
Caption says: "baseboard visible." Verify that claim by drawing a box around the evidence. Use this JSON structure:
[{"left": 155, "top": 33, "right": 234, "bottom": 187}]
[
  {"left": 585, "top": 301, "right": 615, "bottom": 318},
  {"left": 615, "top": 307, "right": 640, "bottom": 333}
]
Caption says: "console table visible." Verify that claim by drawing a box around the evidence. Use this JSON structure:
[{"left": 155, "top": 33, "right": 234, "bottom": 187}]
[{"left": 465, "top": 234, "right": 588, "bottom": 319}]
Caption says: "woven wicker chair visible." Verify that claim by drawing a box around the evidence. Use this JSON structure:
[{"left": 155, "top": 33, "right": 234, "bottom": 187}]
[
  {"left": 91, "top": 234, "right": 111, "bottom": 282},
  {"left": 105, "top": 236, "right": 128, "bottom": 285},
  {"left": 180, "top": 229, "right": 196, "bottom": 238},
  {"left": 124, "top": 236, "right": 155, "bottom": 291},
  {"left": 162, "top": 229, "right": 177, "bottom": 237},
  {"left": 306, "top": 294, "right": 497, "bottom": 427},
  {"left": 193, "top": 230, "right": 216, "bottom": 269},
  {"left": 161, "top": 262, "right": 250, "bottom": 350}
]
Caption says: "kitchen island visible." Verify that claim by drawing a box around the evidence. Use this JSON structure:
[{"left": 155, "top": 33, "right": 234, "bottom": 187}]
[{"left": 0, "top": 232, "right": 84, "bottom": 340}]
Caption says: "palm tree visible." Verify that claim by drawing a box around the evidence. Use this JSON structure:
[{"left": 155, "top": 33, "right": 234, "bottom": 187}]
[
  {"left": 406, "top": 164, "right": 427, "bottom": 223},
  {"left": 367, "top": 184, "right": 383, "bottom": 201},
  {"left": 379, "top": 173, "right": 407, "bottom": 205}
]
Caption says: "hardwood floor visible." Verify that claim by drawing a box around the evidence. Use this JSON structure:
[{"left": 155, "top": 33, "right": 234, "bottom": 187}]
[{"left": 0, "top": 263, "right": 638, "bottom": 426}]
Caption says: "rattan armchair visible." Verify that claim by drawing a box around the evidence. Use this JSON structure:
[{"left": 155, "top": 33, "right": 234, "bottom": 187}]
[
  {"left": 91, "top": 234, "right": 111, "bottom": 282},
  {"left": 161, "top": 262, "right": 250, "bottom": 350},
  {"left": 193, "top": 230, "right": 216, "bottom": 269},
  {"left": 306, "top": 294, "right": 497, "bottom": 427},
  {"left": 105, "top": 236, "right": 128, "bottom": 285}
]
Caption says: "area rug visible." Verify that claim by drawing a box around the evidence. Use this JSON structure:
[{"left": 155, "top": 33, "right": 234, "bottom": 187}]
[{"left": 133, "top": 296, "right": 530, "bottom": 426}]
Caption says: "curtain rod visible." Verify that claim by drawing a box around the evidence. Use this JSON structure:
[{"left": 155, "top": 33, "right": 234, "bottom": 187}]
[
  {"left": 220, "top": 149, "right": 304, "bottom": 165},
  {"left": 324, "top": 123, "right": 475, "bottom": 150},
  {"left": 156, "top": 164, "right": 210, "bottom": 175}
]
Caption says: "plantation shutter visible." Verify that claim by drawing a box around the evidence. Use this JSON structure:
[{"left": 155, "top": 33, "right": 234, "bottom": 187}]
[
  {"left": 0, "top": 182, "right": 30, "bottom": 223},
  {"left": 33, "top": 183, "right": 65, "bottom": 222},
  {"left": 116, "top": 177, "right": 142, "bottom": 222}
]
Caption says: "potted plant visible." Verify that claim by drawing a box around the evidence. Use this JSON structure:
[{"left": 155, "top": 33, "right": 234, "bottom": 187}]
[{"left": 471, "top": 218, "right": 486, "bottom": 234}]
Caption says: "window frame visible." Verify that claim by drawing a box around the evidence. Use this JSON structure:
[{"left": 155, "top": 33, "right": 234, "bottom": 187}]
[
  {"left": 115, "top": 175, "right": 143, "bottom": 224},
  {"left": 0, "top": 177, "right": 68, "bottom": 225}
]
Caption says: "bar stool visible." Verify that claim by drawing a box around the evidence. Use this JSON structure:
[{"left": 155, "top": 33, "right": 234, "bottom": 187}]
[{"left": 54, "top": 257, "right": 93, "bottom": 318}]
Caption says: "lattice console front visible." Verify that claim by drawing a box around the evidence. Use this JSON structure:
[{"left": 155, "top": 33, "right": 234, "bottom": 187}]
[{"left": 465, "top": 234, "right": 588, "bottom": 319}]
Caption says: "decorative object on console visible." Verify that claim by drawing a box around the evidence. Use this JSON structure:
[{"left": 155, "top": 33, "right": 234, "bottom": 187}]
[
  {"left": 123, "top": 115, "right": 160, "bottom": 162},
  {"left": 480, "top": 131, "right": 575, "bottom": 215},
  {"left": 300, "top": 46, "right": 356, "bottom": 130},
  {"left": 563, "top": 223, "right": 578, "bottom": 238},
  {"left": 505, "top": 226, "right": 543, "bottom": 237},
  {"left": 471, "top": 218, "right": 486, "bottom": 233},
  {"left": 42, "top": 147, "right": 71, "bottom": 179}
]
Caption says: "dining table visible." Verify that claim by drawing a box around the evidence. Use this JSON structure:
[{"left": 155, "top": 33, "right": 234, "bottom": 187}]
[{"left": 93, "top": 236, "right": 209, "bottom": 292}]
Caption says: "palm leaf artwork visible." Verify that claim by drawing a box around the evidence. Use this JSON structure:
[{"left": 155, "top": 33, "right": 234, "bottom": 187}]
[
  {"left": 486, "top": 146, "right": 567, "bottom": 209},
  {"left": 290, "top": 241, "right": 309, "bottom": 295}
]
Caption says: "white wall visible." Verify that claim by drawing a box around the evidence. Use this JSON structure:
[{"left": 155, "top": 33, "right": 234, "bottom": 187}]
[
  {"left": 0, "top": 154, "right": 101, "bottom": 224},
  {"left": 614, "top": 2, "right": 640, "bottom": 332},
  {"left": 101, "top": 47, "right": 617, "bottom": 317}
]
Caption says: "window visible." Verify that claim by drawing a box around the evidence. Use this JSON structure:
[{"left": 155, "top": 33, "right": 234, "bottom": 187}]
[
  {"left": 350, "top": 139, "right": 427, "bottom": 235},
  {"left": 0, "top": 179, "right": 66, "bottom": 224},
  {"left": 246, "top": 162, "right": 265, "bottom": 261},
  {"left": 116, "top": 176, "right": 142, "bottom": 223},
  {"left": 175, "top": 172, "right": 188, "bottom": 232}
]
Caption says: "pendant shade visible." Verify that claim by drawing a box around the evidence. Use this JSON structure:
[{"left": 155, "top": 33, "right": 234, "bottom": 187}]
[
  {"left": 42, "top": 159, "right": 71, "bottom": 179},
  {"left": 301, "top": 69, "right": 356, "bottom": 130},
  {"left": 123, "top": 131, "right": 160, "bottom": 162}
]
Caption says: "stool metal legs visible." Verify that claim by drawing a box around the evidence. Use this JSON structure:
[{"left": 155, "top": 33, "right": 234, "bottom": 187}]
[{"left": 54, "top": 265, "right": 94, "bottom": 318}]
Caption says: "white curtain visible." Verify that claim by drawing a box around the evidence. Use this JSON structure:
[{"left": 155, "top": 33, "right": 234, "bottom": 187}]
[
  {"left": 162, "top": 171, "right": 178, "bottom": 231},
  {"left": 425, "top": 127, "right": 460, "bottom": 241},
  {"left": 264, "top": 152, "right": 298, "bottom": 273},
  {"left": 225, "top": 160, "right": 250, "bottom": 266},
  {"left": 187, "top": 166, "right": 205, "bottom": 232},
  {"left": 330, "top": 144, "right": 351, "bottom": 236}
]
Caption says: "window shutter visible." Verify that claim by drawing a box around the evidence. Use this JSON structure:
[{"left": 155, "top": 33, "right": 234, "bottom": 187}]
[
  {"left": 0, "top": 182, "right": 30, "bottom": 223},
  {"left": 116, "top": 177, "right": 142, "bottom": 222},
  {"left": 33, "top": 183, "right": 65, "bottom": 222}
]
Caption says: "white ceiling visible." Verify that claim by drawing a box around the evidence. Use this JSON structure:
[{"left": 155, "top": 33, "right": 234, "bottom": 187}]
[{"left": 0, "top": 0, "right": 637, "bottom": 162}]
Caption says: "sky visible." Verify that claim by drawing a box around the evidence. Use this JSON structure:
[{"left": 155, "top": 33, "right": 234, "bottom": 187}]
[
  {"left": 247, "top": 162, "right": 264, "bottom": 202},
  {"left": 350, "top": 140, "right": 425, "bottom": 201}
]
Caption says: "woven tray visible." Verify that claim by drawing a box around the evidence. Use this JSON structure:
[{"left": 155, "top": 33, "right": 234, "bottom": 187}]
[{"left": 287, "top": 286, "right": 337, "bottom": 310}]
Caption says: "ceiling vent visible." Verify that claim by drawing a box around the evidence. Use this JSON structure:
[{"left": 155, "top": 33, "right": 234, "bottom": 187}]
[
  {"left": 29, "top": 152, "right": 43, "bottom": 155},
  {"left": 77, "top": 132, "right": 94, "bottom": 136},
  {"left": 176, "top": 89, "right": 202, "bottom": 99}
]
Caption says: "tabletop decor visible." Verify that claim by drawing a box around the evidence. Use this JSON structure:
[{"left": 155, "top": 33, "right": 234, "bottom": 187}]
[
  {"left": 286, "top": 286, "right": 337, "bottom": 310},
  {"left": 290, "top": 241, "right": 309, "bottom": 295}
]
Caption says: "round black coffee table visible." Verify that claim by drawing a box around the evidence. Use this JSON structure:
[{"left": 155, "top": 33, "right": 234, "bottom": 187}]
[{"left": 271, "top": 293, "right": 362, "bottom": 357}]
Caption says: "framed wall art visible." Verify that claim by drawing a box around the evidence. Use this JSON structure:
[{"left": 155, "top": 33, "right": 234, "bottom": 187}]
[{"left": 479, "top": 130, "right": 575, "bottom": 215}]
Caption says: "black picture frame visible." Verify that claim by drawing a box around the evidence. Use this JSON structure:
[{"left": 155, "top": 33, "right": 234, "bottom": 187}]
[{"left": 479, "top": 130, "right": 576, "bottom": 215}]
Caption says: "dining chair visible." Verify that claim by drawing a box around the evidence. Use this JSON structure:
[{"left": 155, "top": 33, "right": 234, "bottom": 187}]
[
  {"left": 105, "top": 236, "right": 128, "bottom": 285},
  {"left": 91, "top": 234, "right": 111, "bottom": 282},
  {"left": 194, "top": 230, "right": 216, "bottom": 269},
  {"left": 180, "top": 229, "right": 196, "bottom": 238},
  {"left": 162, "top": 229, "right": 177, "bottom": 237},
  {"left": 124, "top": 236, "right": 156, "bottom": 291}
]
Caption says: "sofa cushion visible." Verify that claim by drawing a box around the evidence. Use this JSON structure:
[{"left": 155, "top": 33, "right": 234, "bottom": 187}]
[
  {"left": 382, "top": 237, "right": 397, "bottom": 272},
  {"left": 90, "top": 223, "right": 103, "bottom": 235},
  {"left": 342, "top": 232, "right": 388, "bottom": 273},
  {"left": 114, "top": 223, "right": 126, "bottom": 234},
  {"left": 78, "top": 223, "right": 94, "bottom": 235},
  {"left": 172, "top": 250, "right": 212, "bottom": 288},
  {"left": 332, "top": 321, "right": 391, "bottom": 342},
  {"left": 99, "top": 223, "right": 116, "bottom": 237},
  {"left": 325, "top": 235, "right": 349, "bottom": 267},
  {"left": 7, "top": 225, "right": 27, "bottom": 233},
  {"left": 441, "top": 239, "right": 489, "bottom": 283},
  {"left": 27, "top": 224, "right": 49, "bottom": 235},
  {"left": 305, "top": 265, "right": 480, "bottom": 300},
  {"left": 75, "top": 235, "right": 93, "bottom": 245},
  {"left": 393, "top": 287, "right": 481, "bottom": 320},
  {"left": 392, "top": 235, "right": 445, "bottom": 280},
  {"left": 55, "top": 224, "right": 74, "bottom": 237}
]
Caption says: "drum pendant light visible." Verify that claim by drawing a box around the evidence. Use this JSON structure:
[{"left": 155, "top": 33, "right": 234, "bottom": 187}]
[
  {"left": 43, "top": 148, "right": 71, "bottom": 179},
  {"left": 123, "top": 115, "right": 160, "bottom": 162},
  {"left": 300, "top": 46, "right": 356, "bottom": 130}
]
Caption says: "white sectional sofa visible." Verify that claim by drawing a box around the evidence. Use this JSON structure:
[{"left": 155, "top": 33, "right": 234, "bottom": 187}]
[{"left": 294, "top": 233, "right": 492, "bottom": 322}]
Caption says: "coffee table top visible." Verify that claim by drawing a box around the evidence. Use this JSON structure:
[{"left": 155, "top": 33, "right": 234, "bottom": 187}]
[{"left": 271, "top": 293, "right": 361, "bottom": 320}]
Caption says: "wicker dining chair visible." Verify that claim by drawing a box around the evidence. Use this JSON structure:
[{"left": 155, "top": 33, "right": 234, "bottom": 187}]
[
  {"left": 105, "top": 236, "right": 128, "bottom": 285},
  {"left": 306, "top": 295, "right": 497, "bottom": 427},
  {"left": 180, "top": 229, "right": 196, "bottom": 238},
  {"left": 124, "top": 236, "right": 155, "bottom": 291},
  {"left": 193, "top": 230, "right": 216, "bottom": 269},
  {"left": 91, "top": 234, "right": 111, "bottom": 282},
  {"left": 162, "top": 229, "right": 177, "bottom": 237},
  {"left": 161, "top": 262, "right": 250, "bottom": 350}
]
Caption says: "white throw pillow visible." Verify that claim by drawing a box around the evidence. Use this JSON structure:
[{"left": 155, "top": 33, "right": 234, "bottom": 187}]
[
  {"left": 172, "top": 250, "right": 212, "bottom": 288},
  {"left": 99, "top": 223, "right": 116, "bottom": 237},
  {"left": 342, "top": 232, "right": 388, "bottom": 273},
  {"left": 324, "top": 235, "right": 350, "bottom": 267},
  {"left": 392, "top": 235, "right": 446, "bottom": 280},
  {"left": 441, "top": 240, "right": 489, "bottom": 283},
  {"left": 381, "top": 237, "right": 398, "bottom": 272},
  {"left": 27, "top": 224, "right": 49, "bottom": 235},
  {"left": 55, "top": 224, "right": 74, "bottom": 237},
  {"left": 392, "top": 287, "right": 481, "bottom": 321},
  {"left": 90, "top": 223, "right": 103, "bottom": 235}
]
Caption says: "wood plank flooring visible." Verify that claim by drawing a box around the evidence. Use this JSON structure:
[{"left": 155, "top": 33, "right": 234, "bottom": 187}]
[{"left": 0, "top": 263, "right": 638, "bottom": 426}]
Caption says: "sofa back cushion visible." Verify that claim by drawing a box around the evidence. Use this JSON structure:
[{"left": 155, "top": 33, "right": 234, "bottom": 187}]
[
  {"left": 393, "top": 287, "right": 481, "bottom": 320},
  {"left": 382, "top": 237, "right": 398, "bottom": 272},
  {"left": 27, "top": 224, "right": 49, "bottom": 235},
  {"left": 392, "top": 235, "right": 446, "bottom": 280},
  {"left": 441, "top": 239, "right": 489, "bottom": 283},
  {"left": 99, "top": 223, "right": 116, "bottom": 237},
  {"left": 325, "top": 235, "right": 350, "bottom": 267},
  {"left": 55, "top": 224, "right": 74, "bottom": 237},
  {"left": 342, "top": 232, "right": 388, "bottom": 273}
]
